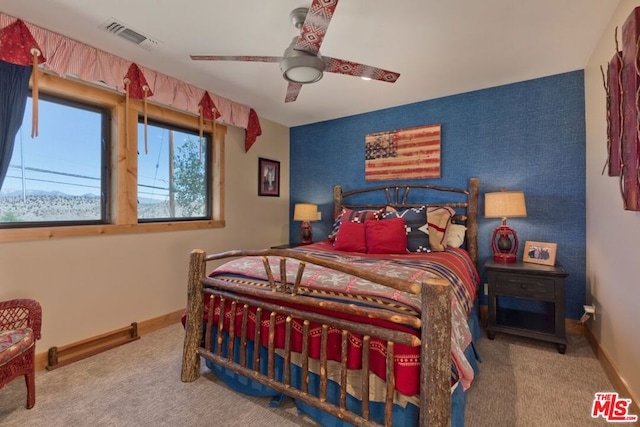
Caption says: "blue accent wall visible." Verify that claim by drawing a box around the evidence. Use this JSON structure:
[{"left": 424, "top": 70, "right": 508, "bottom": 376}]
[{"left": 290, "top": 71, "right": 586, "bottom": 319}]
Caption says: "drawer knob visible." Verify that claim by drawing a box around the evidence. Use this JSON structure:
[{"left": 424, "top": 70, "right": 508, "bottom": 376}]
[{"left": 521, "top": 284, "right": 526, "bottom": 289}]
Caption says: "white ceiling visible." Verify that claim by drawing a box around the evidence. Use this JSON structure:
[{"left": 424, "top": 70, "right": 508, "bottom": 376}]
[{"left": 0, "top": 0, "right": 620, "bottom": 127}]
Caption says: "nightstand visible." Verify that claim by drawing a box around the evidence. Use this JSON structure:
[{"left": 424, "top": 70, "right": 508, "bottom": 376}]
[{"left": 485, "top": 260, "right": 569, "bottom": 354}]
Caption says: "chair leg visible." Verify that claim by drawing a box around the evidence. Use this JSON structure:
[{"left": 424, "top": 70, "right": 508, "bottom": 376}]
[
  {"left": 23, "top": 346, "right": 37, "bottom": 409},
  {"left": 24, "top": 371, "right": 36, "bottom": 409}
]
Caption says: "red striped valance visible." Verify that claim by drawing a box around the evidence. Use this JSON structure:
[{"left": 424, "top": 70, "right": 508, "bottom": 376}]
[{"left": 0, "top": 12, "right": 263, "bottom": 150}]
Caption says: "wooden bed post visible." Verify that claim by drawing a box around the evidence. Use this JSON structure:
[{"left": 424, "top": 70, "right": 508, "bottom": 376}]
[
  {"left": 181, "top": 249, "right": 206, "bottom": 382},
  {"left": 333, "top": 185, "right": 343, "bottom": 217},
  {"left": 420, "top": 279, "right": 451, "bottom": 427},
  {"left": 466, "top": 178, "right": 480, "bottom": 268}
]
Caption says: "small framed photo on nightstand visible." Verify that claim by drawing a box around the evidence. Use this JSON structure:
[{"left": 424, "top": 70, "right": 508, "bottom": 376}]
[{"left": 523, "top": 241, "right": 557, "bottom": 266}]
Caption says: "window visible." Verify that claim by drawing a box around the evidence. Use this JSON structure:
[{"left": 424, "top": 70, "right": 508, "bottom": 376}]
[
  {"left": 0, "top": 94, "right": 109, "bottom": 227},
  {"left": 0, "top": 73, "right": 225, "bottom": 242},
  {"left": 137, "top": 119, "right": 211, "bottom": 222}
]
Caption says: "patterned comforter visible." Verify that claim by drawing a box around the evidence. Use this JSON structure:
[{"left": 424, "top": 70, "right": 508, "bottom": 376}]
[{"left": 207, "top": 241, "right": 480, "bottom": 397}]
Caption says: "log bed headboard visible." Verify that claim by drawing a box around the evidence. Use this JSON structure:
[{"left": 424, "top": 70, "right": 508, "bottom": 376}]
[{"left": 332, "top": 178, "right": 480, "bottom": 268}]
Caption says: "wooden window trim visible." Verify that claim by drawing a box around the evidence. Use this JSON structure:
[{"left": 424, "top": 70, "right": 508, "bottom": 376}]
[{"left": 0, "top": 72, "right": 225, "bottom": 243}]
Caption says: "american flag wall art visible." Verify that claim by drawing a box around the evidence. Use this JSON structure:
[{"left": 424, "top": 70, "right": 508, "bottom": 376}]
[{"left": 364, "top": 124, "right": 441, "bottom": 181}]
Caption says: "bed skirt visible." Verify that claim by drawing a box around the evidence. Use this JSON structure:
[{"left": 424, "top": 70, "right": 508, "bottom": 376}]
[{"left": 201, "top": 305, "right": 482, "bottom": 427}]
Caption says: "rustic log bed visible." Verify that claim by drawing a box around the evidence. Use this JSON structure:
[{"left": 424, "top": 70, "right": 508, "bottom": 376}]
[{"left": 181, "top": 178, "right": 479, "bottom": 427}]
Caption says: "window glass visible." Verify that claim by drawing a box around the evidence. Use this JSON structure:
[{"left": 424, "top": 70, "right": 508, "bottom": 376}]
[
  {"left": 0, "top": 95, "right": 109, "bottom": 227},
  {"left": 137, "top": 120, "right": 210, "bottom": 221}
]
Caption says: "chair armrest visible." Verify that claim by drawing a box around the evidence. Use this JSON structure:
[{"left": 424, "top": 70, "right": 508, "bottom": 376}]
[{"left": 0, "top": 299, "right": 42, "bottom": 339}]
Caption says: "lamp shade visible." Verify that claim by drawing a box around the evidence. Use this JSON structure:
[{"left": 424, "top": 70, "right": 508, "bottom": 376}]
[
  {"left": 293, "top": 203, "right": 318, "bottom": 222},
  {"left": 484, "top": 191, "right": 527, "bottom": 218}
]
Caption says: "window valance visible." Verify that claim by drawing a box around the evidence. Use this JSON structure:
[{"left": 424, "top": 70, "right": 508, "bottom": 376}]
[{"left": 0, "top": 12, "right": 262, "bottom": 151}]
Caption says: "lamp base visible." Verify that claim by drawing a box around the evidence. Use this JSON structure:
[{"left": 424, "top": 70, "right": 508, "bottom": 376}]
[
  {"left": 300, "top": 221, "right": 313, "bottom": 245},
  {"left": 493, "top": 252, "right": 517, "bottom": 263},
  {"left": 491, "top": 224, "right": 519, "bottom": 263}
]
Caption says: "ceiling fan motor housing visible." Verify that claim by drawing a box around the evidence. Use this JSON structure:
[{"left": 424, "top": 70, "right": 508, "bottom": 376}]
[{"left": 280, "top": 37, "right": 325, "bottom": 84}]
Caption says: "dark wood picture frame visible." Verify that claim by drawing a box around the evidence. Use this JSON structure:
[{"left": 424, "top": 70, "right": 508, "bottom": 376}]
[{"left": 258, "top": 157, "right": 280, "bottom": 197}]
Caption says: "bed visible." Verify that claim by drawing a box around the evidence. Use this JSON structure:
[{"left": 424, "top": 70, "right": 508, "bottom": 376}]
[{"left": 181, "top": 178, "right": 481, "bottom": 427}]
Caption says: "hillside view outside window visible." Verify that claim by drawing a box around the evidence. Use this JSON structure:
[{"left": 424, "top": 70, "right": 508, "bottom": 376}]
[
  {"left": 137, "top": 120, "right": 210, "bottom": 222},
  {"left": 0, "top": 95, "right": 109, "bottom": 227}
]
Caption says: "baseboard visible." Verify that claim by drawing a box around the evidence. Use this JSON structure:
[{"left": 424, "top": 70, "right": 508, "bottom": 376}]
[
  {"left": 584, "top": 326, "right": 640, "bottom": 426},
  {"left": 35, "top": 309, "right": 184, "bottom": 371},
  {"left": 479, "top": 305, "right": 488, "bottom": 326},
  {"left": 565, "top": 318, "right": 584, "bottom": 336}
]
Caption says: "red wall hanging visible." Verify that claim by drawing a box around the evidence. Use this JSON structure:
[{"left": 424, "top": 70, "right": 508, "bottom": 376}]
[{"left": 604, "top": 8, "right": 640, "bottom": 211}]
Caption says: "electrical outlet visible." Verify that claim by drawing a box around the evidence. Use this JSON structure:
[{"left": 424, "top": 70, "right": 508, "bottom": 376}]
[
  {"left": 584, "top": 304, "right": 596, "bottom": 320},
  {"left": 484, "top": 283, "right": 488, "bottom": 295}
]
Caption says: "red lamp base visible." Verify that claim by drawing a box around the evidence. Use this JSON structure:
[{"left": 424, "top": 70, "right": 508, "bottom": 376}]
[
  {"left": 493, "top": 252, "right": 517, "bottom": 263},
  {"left": 300, "top": 221, "right": 313, "bottom": 245},
  {"left": 491, "top": 224, "right": 519, "bottom": 263}
]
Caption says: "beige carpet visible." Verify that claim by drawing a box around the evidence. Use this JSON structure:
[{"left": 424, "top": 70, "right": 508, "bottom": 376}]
[
  {"left": 465, "top": 332, "right": 618, "bottom": 426},
  {"left": 0, "top": 323, "right": 626, "bottom": 426}
]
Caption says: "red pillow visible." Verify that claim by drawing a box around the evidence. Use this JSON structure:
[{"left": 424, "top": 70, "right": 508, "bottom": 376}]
[
  {"left": 333, "top": 220, "right": 367, "bottom": 253},
  {"left": 365, "top": 218, "right": 407, "bottom": 254},
  {"left": 328, "top": 207, "right": 384, "bottom": 242}
]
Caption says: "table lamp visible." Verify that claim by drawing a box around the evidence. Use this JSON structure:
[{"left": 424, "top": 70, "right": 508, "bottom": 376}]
[
  {"left": 293, "top": 203, "right": 319, "bottom": 245},
  {"left": 485, "top": 189, "right": 527, "bottom": 263}
]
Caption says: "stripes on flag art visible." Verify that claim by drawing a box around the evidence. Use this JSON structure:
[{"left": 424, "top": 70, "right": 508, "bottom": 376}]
[{"left": 365, "top": 124, "right": 441, "bottom": 181}]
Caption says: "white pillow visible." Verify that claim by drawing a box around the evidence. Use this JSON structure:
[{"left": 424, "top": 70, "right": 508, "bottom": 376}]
[{"left": 446, "top": 224, "right": 466, "bottom": 248}]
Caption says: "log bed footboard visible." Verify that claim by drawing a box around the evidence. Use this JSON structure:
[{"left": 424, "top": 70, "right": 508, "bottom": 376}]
[{"left": 181, "top": 248, "right": 452, "bottom": 427}]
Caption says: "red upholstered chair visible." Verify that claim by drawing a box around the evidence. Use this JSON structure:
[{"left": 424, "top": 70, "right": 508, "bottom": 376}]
[{"left": 0, "top": 299, "right": 42, "bottom": 409}]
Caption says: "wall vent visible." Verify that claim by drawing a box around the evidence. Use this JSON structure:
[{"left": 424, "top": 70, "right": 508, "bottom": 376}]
[{"left": 100, "top": 19, "right": 161, "bottom": 50}]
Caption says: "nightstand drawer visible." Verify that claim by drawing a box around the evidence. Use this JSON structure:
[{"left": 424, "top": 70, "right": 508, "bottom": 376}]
[{"left": 493, "top": 274, "right": 555, "bottom": 300}]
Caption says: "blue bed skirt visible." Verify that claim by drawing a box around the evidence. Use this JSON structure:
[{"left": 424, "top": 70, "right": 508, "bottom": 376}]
[{"left": 204, "top": 305, "right": 482, "bottom": 427}]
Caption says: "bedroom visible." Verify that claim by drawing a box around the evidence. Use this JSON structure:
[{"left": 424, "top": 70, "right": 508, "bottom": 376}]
[{"left": 0, "top": 0, "right": 638, "bottom": 425}]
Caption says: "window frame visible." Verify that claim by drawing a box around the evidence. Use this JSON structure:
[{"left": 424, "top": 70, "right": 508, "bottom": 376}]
[
  {"left": 137, "top": 117, "right": 212, "bottom": 223},
  {"left": 0, "top": 72, "right": 225, "bottom": 243},
  {"left": 0, "top": 91, "right": 111, "bottom": 229}
]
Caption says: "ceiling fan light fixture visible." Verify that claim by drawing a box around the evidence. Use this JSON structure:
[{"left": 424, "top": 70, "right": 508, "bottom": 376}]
[
  {"left": 280, "top": 37, "right": 325, "bottom": 84},
  {"left": 281, "top": 57, "right": 324, "bottom": 83}
]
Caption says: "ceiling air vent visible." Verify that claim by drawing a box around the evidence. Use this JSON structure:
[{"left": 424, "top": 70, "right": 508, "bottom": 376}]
[{"left": 100, "top": 19, "right": 161, "bottom": 50}]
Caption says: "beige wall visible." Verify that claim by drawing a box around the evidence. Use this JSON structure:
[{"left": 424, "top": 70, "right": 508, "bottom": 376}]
[
  {"left": 585, "top": 0, "right": 640, "bottom": 404},
  {"left": 0, "top": 116, "right": 290, "bottom": 351}
]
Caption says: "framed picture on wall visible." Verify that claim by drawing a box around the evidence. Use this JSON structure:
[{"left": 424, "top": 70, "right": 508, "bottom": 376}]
[
  {"left": 523, "top": 241, "right": 557, "bottom": 266},
  {"left": 258, "top": 157, "right": 280, "bottom": 197}
]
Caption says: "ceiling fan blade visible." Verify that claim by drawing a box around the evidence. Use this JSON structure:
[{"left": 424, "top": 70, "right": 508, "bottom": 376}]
[
  {"left": 285, "top": 82, "right": 303, "bottom": 103},
  {"left": 323, "top": 57, "right": 400, "bottom": 83},
  {"left": 294, "top": 0, "right": 339, "bottom": 55},
  {"left": 190, "top": 55, "right": 281, "bottom": 62}
]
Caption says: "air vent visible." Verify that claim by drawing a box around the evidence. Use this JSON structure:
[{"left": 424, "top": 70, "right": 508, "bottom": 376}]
[{"left": 100, "top": 19, "right": 161, "bottom": 50}]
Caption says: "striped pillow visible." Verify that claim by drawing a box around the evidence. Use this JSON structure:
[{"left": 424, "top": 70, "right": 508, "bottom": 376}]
[{"left": 427, "top": 206, "right": 456, "bottom": 251}]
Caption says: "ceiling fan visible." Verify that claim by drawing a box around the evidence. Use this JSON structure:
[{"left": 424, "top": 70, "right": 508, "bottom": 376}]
[{"left": 190, "top": 0, "right": 401, "bottom": 103}]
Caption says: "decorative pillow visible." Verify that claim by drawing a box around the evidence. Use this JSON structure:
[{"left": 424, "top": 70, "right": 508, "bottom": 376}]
[
  {"left": 426, "top": 206, "right": 456, "bottom": 251},
  {"left": 365, "top": 218, "right": 407, "bottom": 254},
  {"left": 327, "top": 207, "right": 384, "bottom": 242},
  {"left": 333, "top": 221, "right": 367, "bottom": 253},
  {"left": 446, "top": 224, "right": 467, "bottom": 248},
  {"left": 381, "top": 206, "right": 430, "bottom": 252}
]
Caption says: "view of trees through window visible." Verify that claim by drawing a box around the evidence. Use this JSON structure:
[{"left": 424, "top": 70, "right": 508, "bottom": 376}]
[
  {"left": 0, "top": 95, "right": 108, "bottom": 226},
  {"left": 137, "top": 120, "right": 210, "bottom": 221}
]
